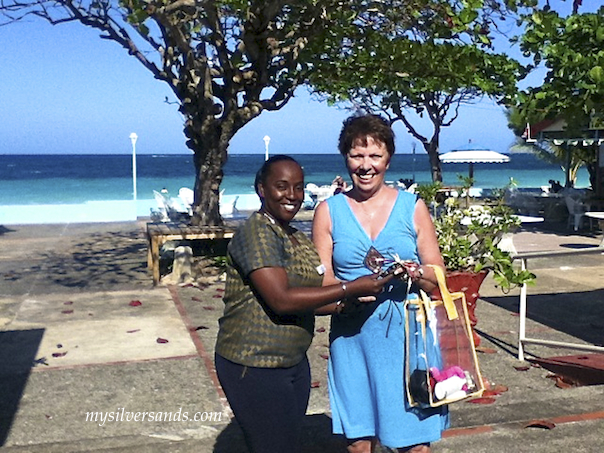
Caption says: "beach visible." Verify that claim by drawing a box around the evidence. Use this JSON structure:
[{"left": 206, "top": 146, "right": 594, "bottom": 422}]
[{"left": 1, "top": 218, "right": 604, "bottom": 451}]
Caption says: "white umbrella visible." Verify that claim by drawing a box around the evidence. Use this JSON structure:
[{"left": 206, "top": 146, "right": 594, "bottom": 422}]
[{"left": 440, "top": 142, "right": 510, "bottom": 180}]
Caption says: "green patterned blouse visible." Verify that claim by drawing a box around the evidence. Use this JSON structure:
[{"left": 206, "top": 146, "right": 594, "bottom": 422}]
[{"left": 215, "top": 212, "right": 323, "bottom": 368}]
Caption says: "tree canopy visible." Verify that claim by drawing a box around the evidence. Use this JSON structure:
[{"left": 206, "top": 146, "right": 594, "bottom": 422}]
[
  {"left": 304, "top": 0, "right": 528, "bottom": 182},
  {"left": 1, "top": 0, "right": 341, "bottom": 224},
  {"left": 516, "top": 5, "right": 604, "bottom": 134},
  {"left": 509, "top": 5, "right": 604, "bottom": 191}
]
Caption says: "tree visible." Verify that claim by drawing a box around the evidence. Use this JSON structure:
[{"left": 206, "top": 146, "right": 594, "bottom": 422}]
[
  {"left": 0, "top": 0, "right": 337, "bottom": 225},
  {"left": 305, "top": 0, "right": 526, "bottom": 182},
  {"left": 510, "top": 5, "right": 604, "bottom": 191}
]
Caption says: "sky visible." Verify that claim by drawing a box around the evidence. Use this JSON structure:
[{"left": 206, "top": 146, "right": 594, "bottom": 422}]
[{"left": 0, "top": 1, "right": 599, "bottom": 156}]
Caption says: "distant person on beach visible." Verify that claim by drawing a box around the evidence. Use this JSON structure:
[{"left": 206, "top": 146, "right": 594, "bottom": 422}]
[
  {"left": 214, "top": 155, "right": 395, "bottom": 453},
  {"left": 549, "top": 179, "right": 563, "bottom": 193},
  {"left": 312, "top": 115, "right": 448, "bottom": 453},
  {"left": 332, "top": 175, "right": 348, "bottom": 194}
]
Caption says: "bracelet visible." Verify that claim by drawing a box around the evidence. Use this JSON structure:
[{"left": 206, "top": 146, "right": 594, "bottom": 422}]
[{"left": 341, "top": 283, "right": 347, "bottom": 296}]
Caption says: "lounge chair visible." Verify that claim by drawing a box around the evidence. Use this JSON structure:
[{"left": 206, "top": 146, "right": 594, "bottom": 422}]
[{"left": 153, "top": 190, "right": 189, "bottom": 222}]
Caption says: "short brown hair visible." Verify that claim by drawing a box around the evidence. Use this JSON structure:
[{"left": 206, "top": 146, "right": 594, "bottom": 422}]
[{"left": 338, "top": 114, "right": 395, "bottom": 156}]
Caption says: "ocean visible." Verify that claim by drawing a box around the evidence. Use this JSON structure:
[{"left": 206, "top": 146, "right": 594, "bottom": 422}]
[{"left": 0, "top": 153, "right": 589, "bottom": 224}]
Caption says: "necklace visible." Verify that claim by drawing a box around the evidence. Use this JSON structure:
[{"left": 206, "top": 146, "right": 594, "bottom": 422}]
[
  {"left": 260, "top": 209, "right": 276, "bottom": 225},
  {"left": 259, "top": 210, "right": 299, "bottom": 246}
]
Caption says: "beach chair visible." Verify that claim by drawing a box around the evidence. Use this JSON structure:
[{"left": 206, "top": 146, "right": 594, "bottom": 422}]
[
  {"left": 178, "top": 187, "right": 194, "bottom": 216},
  {"left": 564, "top": 195, "right": 593, "bottom": 231},
  {"left": 153, "top": 190, "right": 188, "bottom": 222},
  {"left": 219, "top": 190, "right": 240, "bottom": 218}
]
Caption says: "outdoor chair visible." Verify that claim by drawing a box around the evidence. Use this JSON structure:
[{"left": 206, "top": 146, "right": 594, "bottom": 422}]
[
  {"left": 564, "top": 195, "right": 594, "bottom": 231},
  {"left": 178, "top": 187, "right": 194, "bottom": 216}
]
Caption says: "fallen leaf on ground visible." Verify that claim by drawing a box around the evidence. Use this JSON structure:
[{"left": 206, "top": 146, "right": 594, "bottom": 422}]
[
  {"left": 191, "top": 296, "right": 202, "bottom": 302},
  {"left": 466, "top": 397, "right": 497, "bottom": 404},
  {"left": 193, "top": 325, "right": 209, "bottom": 331},
  {"left": 524, "top": 419, "right": 556, "bottom": 429},
  {"left": 514, "top": 365, "right": 531, "bottom": 371},
  {"left": 64, "top": 301, "right": 73, "bottom": 305},
  {"left": 310, "top": 381, "right": 321, "bottom": 388},
  {"left": 319, "top": 354, "right": 329, "bottom": 360},
  {"left": 215, "top": 288, "right": 225, "bottom": 293},
  {"left": 202, "top": 306, "right": 215, "bottom": 310},
  {"left": 56, "top": 344, "right": 63, "bottom": 348},
  {"left": 129, "top": 300, "right": 142, "bottom": 307},
  {"left": 52, "top": 352, "right": 68, "bottom": 358},
  {"left": 156, "top": 338, "right": 169, "bottom": 344},
  {"left": 61, "top": 309, "right": 73, "bottom": 314},
  {"left": 213, "top": 295, "right": 222, "bottom": 298},
  {"left": 316, "top": 327, "right": 326, "bottom": 333},
  {"left": 126, "top": 329, "right": 140, "bottom": 334},
  {"left": 482, "top": 385, "right": 508, "bottom": 397}
]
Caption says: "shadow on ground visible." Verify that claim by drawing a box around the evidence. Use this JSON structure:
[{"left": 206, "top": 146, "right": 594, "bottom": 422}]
[
  {"left": 0, "top": 329, "right": 45, "bottom": 446},
  {"left": 4, "top": 229, "right": 149, "bottom": 291},
  {"left": 213, "top": 414, "right": 350, "bottom": 452},
  {"left": 482, "top": 290, "right": 604, "bottom": 347}
]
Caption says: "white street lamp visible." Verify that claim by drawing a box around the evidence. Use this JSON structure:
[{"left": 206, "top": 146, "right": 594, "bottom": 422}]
[
  {"left": 129, "top": 133, "right": 138, "bottom": 206},
  {"left": 263, "top": 135, "right": 270, "bottom": 161}
]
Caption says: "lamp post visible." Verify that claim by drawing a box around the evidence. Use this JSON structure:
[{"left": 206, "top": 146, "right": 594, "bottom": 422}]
[
  {"left": 129, "top": 133, "right": 138, "bottom": 206},
  {"left": 263, "top": 135, "right": 270, "bottom": 161}
]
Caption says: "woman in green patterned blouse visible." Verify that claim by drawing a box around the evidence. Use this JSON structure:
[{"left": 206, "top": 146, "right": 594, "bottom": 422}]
[{"left": 215, "top": 155, "right": 394, "bottom": 453}]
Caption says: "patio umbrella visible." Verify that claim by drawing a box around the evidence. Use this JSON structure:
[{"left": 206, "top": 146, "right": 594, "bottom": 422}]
[{"left": 440, "top": 141, "right": 510, "bottom": 180}]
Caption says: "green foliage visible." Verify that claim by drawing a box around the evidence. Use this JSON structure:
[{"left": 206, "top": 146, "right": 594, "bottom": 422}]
[
  {"left": 508, "top": 5, "right": 604, "bottom": 190},
  {"left": 304, "top": 0, "right": 526, "bottom": 183},
  {"left": 433, "top": 197, "right": 536, "bottom": 291},
  {"left": 415, "top": 181, "right": 443, "bottom": 206},
  {"left": 514, "top": 6, "right": 604, "bottom": 135}
]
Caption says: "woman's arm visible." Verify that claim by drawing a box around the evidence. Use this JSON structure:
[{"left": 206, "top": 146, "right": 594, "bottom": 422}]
[
  {"left": 249, "top": 266, "right": 388, "bottom": 315},
  {"left": 249, "top": 202, "right": 391, "bottom": 315},
  {"left": 413, "top": 198, "right": 446, "bottom": 293},
  {"left": 311, "top": 201, "right": 341, "bottom": 314}
]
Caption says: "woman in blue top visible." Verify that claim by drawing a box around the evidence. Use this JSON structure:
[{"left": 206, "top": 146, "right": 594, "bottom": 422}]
[{"left": 312, "top": 115, "right": 448, "bottom": 453}]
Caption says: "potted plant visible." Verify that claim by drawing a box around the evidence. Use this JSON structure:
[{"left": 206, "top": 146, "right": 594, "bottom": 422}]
[{"left": 417, "top": 182, "right": 536, "bottom": 345}]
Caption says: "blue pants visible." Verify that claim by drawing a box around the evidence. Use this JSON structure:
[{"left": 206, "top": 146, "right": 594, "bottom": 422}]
[{"left": 215, "top": 354, "right": 310, "bottom": 453}]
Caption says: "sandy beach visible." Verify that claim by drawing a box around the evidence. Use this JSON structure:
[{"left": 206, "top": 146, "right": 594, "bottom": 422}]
[{"left": 1, "top": 218, "right": 604, "bottom": 451}]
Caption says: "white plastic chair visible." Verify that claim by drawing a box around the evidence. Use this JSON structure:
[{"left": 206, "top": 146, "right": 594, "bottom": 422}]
[
  {"left": 564, "top": 196, "right": 590, "bottom": 231},
  {"left": 178, "top": 187, "right": 194, "bottom": 216}
]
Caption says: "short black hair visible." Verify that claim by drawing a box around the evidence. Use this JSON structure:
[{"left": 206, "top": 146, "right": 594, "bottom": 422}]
[
  {"left": 338, "top": 114, "right": 395, "bottom": 156},
  {"left": 254, "top": 155, "right": 302, "bottom": 196}
]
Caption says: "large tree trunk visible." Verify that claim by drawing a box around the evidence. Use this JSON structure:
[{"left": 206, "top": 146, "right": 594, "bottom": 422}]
[
  {"left": 424, "top": 139, "right": 443, "bottom": 183},
  {"left": 191, "top": 143, "right": 226, "bottom": 226},
  {"left": 185, "top": 116, "right": 232, "bottom": 227}
]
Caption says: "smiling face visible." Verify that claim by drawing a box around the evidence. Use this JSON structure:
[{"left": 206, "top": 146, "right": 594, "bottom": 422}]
[
  {"left": 346, "top": 135, "right": 391, "bottom": 197},
  {"left": 258, "top": 160, "right": 305, "bottom": 224}
]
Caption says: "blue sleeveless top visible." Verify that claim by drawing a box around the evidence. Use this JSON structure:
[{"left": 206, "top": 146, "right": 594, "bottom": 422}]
[{"left": 325, "top": 191, "right": 448, "bottom": 448}]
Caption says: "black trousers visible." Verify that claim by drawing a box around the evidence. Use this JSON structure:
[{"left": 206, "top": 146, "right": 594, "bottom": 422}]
[{"left": 215, "top": 353, "right": 311, "bottom": 453}]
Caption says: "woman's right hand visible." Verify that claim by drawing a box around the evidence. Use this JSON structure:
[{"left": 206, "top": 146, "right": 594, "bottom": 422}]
[{"left": 348, "top": 272, "right": 394, "bottom": 298}]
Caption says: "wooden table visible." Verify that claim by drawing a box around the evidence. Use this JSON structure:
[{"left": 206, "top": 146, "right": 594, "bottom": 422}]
[{"left": 146, "top": 222, "right": 236, "bottom": 285}]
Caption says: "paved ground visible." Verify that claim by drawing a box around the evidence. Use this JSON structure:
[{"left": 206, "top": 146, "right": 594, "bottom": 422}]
[{"left": 0, "top": 218, "right": 603, "bottom": 452}]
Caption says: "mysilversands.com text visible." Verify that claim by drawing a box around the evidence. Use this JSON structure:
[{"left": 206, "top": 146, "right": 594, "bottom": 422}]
[{"left": 85, "top": 408, "right": 222, "bottom": 427}]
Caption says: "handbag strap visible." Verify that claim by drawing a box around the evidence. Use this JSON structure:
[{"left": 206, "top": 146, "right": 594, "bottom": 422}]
[{"left": 424, "top": 264, "right": 459, "bottom": 321}]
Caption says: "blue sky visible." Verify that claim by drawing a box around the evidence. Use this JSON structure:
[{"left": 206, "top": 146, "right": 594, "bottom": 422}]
[{"left": 0, "top": 1, "right": 597, "bottom": 156}]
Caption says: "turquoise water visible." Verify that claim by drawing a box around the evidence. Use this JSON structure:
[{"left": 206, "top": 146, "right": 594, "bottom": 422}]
[{"left": 0, "top": 153, "right": 590, "bottom": 224}]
